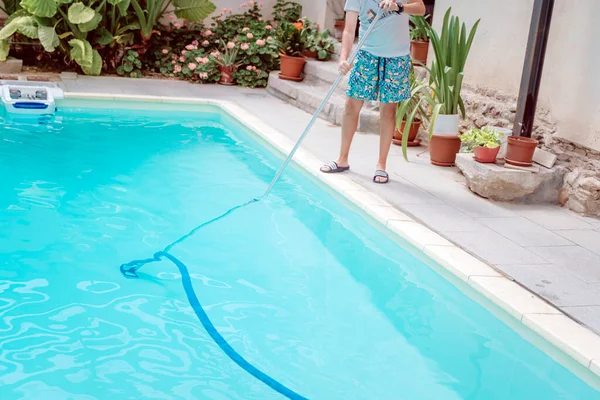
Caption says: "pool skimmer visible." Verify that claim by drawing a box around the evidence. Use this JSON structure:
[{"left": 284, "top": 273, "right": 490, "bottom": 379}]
[{"left": 0, "top": 81, "right": 64, "bottom": 115}]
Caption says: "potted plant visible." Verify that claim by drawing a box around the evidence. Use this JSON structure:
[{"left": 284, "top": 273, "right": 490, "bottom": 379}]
[
  {"left": 460, "top": 127, "right": 505, "bottom": 163},
  {"left": 213, "top": 41, "right": 243, "bottom": 85},
  {"left": 394, "top": 69, "right": 432, "bottom": 157},
  {"left": 327, "top": 0, "right": 345, "bottom": 41},
  {"left": 271, "top": 21, "right": 306, "bottom": 81},
  {"left": 426, "top": 8, "right": 480, "bottom": 166},
  {"left": 505, "top": 136, "right": 539, "bottom": 166},
  {"left": 409, "top": 15, "right": 430, "bottom": 65},
  {"left": 304, "top": 30, "right": 336, "bottom": 61}
]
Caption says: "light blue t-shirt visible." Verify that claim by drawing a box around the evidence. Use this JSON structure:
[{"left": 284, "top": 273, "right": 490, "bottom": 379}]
[{"left": 344, "top": 0, "right": 410, "bottom": 58}]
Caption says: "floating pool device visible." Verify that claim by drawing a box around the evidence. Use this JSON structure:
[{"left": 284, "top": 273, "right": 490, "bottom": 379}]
[
  {"left": 119, "top": 10, "right": 385, "bottom": 400},
  {"left": 0, "top": 81, "right": 64, "bottom": 115}
]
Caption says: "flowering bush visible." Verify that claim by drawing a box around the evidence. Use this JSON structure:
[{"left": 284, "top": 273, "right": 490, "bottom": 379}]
[{"left": 233, "top": 66, "right": 269, "bottom": 88}]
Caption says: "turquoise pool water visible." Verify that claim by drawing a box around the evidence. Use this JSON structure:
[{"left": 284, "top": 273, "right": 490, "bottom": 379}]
[{"left": 1, "top": 102, "right": 599, "bottom": 400}]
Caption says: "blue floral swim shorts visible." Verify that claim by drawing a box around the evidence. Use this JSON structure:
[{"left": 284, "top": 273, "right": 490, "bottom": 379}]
[{"left": 346, "top": 50, "right": 412, "bottom": 104}]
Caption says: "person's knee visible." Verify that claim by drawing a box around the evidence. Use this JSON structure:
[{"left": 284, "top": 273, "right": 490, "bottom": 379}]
[
  {"left": 379, "top": 103, "right": 396, "bottom": 119},
  {"left": 345, "top": 98, "right": 362, "bottom": 116}
]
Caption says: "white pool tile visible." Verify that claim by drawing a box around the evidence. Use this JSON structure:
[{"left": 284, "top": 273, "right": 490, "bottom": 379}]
[
  {"left": 591, "top": 359, "right": 600, "bottom": 376},
  {"left": 112, "top": 94, "right": 163, "bottom": 102},
  {"left": 65, "top": 92, "right": 114, "bottom": 100},
  {"left": 343, "top": 189, "right": 390, "bottom": 210},
  {"left": 469, "top": 276, "right": 561, "bottom": 321},
  {"left": 364, "top": 205, "right": 413, "bottom": 226},
  {"left": 387, "top": 220, "right": 453, "bottom": 250},
  {"left": 523, "top": 313, "right": 600, "bottom": 368},
  {"left": 424, "top": 245, "right": 501, "bottom": 282}
]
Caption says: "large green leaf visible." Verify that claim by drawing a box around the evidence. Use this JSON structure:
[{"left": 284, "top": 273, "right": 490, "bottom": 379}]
[
  {"left": 21, "top": 0, "right": 58, "bottom": 18},
  {"left": 68, "top": 2, "right": 95, "bottom": 24},
  {"left": 85, "top": 49, "right": 102, "bottom": 76},
  {"left": 78, "top": 12, "right": 102, "bottom": 32},
  {"left": 0, "top": 40, "right": 10, "bottom": 62},
  {"left": 38, "top": 25, "right": 60, "bottom": 52},
  {"left": 114, "top": 0, "right": 131, "bottom": 15},
  {"left": 95, "top": 28, "right": 114, "bottom": 46},
  {"left": 116, "top": 32, "right": 134, "bottom": 44},
  {"left": 15, "top": 16, "right": 39, "bottom": 39},
  {"left": 0, "top": 16, "right": 28, "bottom": 40},
  {"left": 69, "top": 39, "right": 102, "bottom": 75},
  {"left": 173, "top": 0, "right": 216, "bottom": 22}
]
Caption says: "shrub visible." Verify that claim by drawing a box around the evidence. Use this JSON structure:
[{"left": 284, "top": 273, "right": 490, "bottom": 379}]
[
  {"left": 117, "top": 50, "right": 143, "bottom": 78},
  {"left": 272, "top": 0, "right": 302, "bottom": 24},
  {"left": 233, "top": 66, "right": 269, "bottom": 88}
]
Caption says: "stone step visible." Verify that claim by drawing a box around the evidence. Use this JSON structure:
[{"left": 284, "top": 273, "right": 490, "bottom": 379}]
[
  {"left": 304, "top": 59, "right": 347, "bottom": 91},
  {"left": 267, "top": 71, "right": 380, "bottom": 133}
]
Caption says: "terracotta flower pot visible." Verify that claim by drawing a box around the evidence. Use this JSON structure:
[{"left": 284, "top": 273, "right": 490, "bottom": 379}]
[
  {"left": 334, "top": 20, "right": 345, "bottom": 42},
  {"left": 393, "top": 120, "right": 421, "bottom": 146},
  {"left": 429, "top": 134, "right": 462, "bottom": 167},
  {"left": 279, "top": 54, "right": 306, "bottom": 81},
  {"left": 473, "top": 146, "right": 500, "bottom": 163},
  {"left": 218, "top": 65, "right": 236, "bottom": 85},
  {"left": 505, "top": 136, "right": 539, "bottom": 166},
  {"left": 410, "top": 40, "right": 429, "bottom": 65},
  {"left": 303, "top": 50, "right": 317, "bottom": 58}
]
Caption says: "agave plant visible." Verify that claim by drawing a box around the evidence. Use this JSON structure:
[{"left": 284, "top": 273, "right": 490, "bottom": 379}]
[{"left": 425, "top": 8, "right": 480, "bottom": 131}]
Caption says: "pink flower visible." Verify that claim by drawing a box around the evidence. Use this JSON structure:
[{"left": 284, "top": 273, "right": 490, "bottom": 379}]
[
  {"left": 162, "top": 49, "right": 168, "bottom": 54},
  {"left": 185, "top": 44, "right": 196, "bottom": 50},
  {"left": 227, "top": 41, "right": 235, "bottom": 49},
  {"left": 199, "top": 72, "right": 208, "bottom": 79},
  {"left": 241, "top": 43, "right": 250, "bottom": 50},
  {"left": 216, "top": 17, "right": 222, "bottom": 21},
  {"left": 202, "top": 40, "right": 209, "bottom": 45},
  {"left": 228, "top": 9, "right": 233, "bottom": 13},
  {"left": 248, "top": 1, "right": 255, "bottom": 6},
  {"left": 195, "top": 57, "right": 202, "bottom": 63},
  {"left": 242, "top": 27, "right": 249, "bottom": 32},
  {"left": 258, "top": 17, "right": 262, "bottom": 21},
  {"left": 246, "top": 65, "right": 253, "bottom": 70},
  {"left": 174, "top": 65, "right": 182, "bottom": 73},
  {"left": 267, "top": 36, "right": 272, "bottom": 41},
  {"left": 256, "top": 39, "right": 265, "bottom": 46},
  {"left": 247, "top": 33, "right": 254, "bottom": 39},
  {"left": 171, "top": 60, "right": 176, "bottom": 64},
  {"left": 256, "top": 69, "right": 262, "bottom": 74},
  {"left": 214, "top": 40, "right": 219, "bottom": 44},
  {"left": 192, "top": 40, "right": 199, "bottom": 46},
  {"left": 266, "top": 25, "right": 272, "bottom": 30},
  {"left": 203, "top": 30, "right": 213, "bottom": 37},
  {"left": 240, "top": 3, "right": 247, "bottom": 8},
  {"left": 179, "top": 56, "right": 186, "bottom": 62},
  {"left": 188, "top": 63, "right": 197, "bottom": 70},
  {"left": 211, "top": 51, "right": 221, "bottom": 58},
  {"left": 169, "top": 15, "right": 175, "bottom": 20},
  {"left": 174, "top": 23, "right": 181, "bottom": 29},
  {"left": 182, "top": 50, "right": 187, "bottom": 55}
]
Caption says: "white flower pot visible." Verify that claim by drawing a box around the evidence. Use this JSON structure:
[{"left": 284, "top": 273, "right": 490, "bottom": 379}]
[{"left": 434, "top": 114, "right": 460, "bottom": 136}]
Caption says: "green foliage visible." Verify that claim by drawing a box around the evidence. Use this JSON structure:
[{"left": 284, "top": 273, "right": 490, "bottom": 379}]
[
  {"left": 460, "top": 127, "right": 504, "bottom": 152},
  {"left": 212, "top": 41, "right": 243, "bottom": 68},
  {"left": 272, "top": 0, "right": 301, "bottom": 24},
  {"left": 425, "top": 7, "right": 480, "bottom": 122},
  {"left": 117, "top": 50, "right": 143, "bottom": 78},
  {"left": 0, "top": 0, "right": 21, "bottom": 15},
  {"left": 233, "top": 66, "right": 268, "bottom": 88},
  {"left": 302, "top": 20, "right": 335, "bottom": 61},
  {"left": 409, "top": 15, "right": 429, "bottom": 42},
  {"left": 271, "top": 21, "right": 304, "bottom": 56},
  {"left": 69, "top": 38, "right": 102, "bottom": 76}
]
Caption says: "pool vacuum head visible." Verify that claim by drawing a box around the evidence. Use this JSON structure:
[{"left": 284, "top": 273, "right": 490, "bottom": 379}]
[{"left": 0, "top": 81, "right": 64, "bottom": 115}]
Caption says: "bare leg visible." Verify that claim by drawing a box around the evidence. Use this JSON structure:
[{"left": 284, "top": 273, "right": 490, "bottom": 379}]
[
  {"left": 321, "top": 97, "right": 363, "bottom": 171},
  {"left": 375, "top": 102, "right": 397, "bottom": 182}
]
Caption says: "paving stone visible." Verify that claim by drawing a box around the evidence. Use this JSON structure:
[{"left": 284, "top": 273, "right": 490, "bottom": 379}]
[
  {"left": 496, "top": 263, "right": 600, "bottom": 307},
  {"left": 402, "top": 204, "right": 484, "bottom": 232},
  {"left": 557, "top": 229, "right": 600, "bottom": 256},
  {"left": 528, "top": 246, "right": 600, "bottom": 283},
  {"left": 520, "top": 206, "right": 596, "bottom": 230},
  {"left": 562, "top": 306, "right": 600, "bottom": 335},
  {"left": 478, "top": 217, "right": 574, "bottom": 247},
  {"left": 443, "top": 228, "right": 548, "bottom": 265}
]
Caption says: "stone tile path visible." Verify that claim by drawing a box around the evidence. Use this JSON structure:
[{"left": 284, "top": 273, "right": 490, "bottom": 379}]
[{"left": 59, "top": 76, "right": 600, "bottom": 334}]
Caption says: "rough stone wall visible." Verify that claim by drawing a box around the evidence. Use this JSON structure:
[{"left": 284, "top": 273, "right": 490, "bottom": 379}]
[{"left": 458, "top": 83, "right": 600, "bottom": 216}]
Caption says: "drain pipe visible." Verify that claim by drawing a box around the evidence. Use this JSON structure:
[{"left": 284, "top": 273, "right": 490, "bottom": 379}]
[{"left": 513, "top": 0, "right": 555, "bottom": 138}]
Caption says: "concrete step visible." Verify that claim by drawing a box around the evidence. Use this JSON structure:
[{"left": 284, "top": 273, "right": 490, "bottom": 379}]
[
  {"left": 267, "top": 71, "right": 380, "bottom": 133},
  {"left": 304, "top": 59, "right": 348, "bottom": 92}
]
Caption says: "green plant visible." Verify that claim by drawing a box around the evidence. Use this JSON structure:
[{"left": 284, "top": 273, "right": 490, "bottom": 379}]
[
  {"left": 425, "top": 8, "right": 480, "bottom": 129},
  {"left": 233, "top": 65, "right": 268, "bottom": 87},
  {"left": 271, "top": 21, "right": 304, "bottom": 56},
  {"left": 409, "top": 15, "right": 430, "bottom": 42},
  {"left": 130, "top": 0, "right": 216, "bottom": 51},
  {"left": 0, "top": 0, "right": 20, "bottom": 15},
  {"left": 311, "top": 30, "right": 335, "bottom": 60},
  {"left": 272, "top": 0, "right": 301, "bottom": 24},
  {"left": 213, "top": 41, "right": 243, "bottom": 67},
  {"left": 117, "top": 50, "right": 143, "bottom": 78},
  {"left": 395, "top": 68, "right": 435, "bottom": 160},
  {"left": 459, "top": 127, "right": 504, "bottom": 152}
]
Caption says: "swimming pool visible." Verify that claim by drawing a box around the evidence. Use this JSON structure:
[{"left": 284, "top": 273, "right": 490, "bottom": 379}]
[{"left": 1, "top": 100, "right": 599, "bottom": 399}]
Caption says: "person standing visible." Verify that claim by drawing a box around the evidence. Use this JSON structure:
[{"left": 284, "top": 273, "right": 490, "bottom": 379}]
[{"left": 320, "top": 0, "right": 426, "bottom": 183}]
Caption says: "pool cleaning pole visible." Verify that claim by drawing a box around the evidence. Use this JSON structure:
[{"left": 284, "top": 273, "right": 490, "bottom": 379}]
[{"left": 262, "top": 9, "right": 384, "bottom": 198}]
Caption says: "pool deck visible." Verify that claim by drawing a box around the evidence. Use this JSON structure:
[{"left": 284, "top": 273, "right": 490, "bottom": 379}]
[{"left": 58, "top": 75, "right": 600, "bottom": 377}]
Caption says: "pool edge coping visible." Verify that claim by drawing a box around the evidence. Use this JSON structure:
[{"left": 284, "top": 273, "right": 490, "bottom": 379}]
[{"left": 63, "top": 92, "right": 600, "bottom": 379}]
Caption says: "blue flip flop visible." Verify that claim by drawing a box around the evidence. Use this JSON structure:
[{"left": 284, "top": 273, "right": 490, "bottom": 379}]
[
  {"left": 373, "top": 170, "right": 389, "bottom": 184},
  {"left": 320, "top": 161, "right": 350, "bottom": 173}
]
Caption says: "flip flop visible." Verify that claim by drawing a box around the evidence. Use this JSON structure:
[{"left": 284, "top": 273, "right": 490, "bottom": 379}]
[
  {"left": 320, "top": 161, "right": 350, "bottom": 173},
  {"left": 373, "top": 170, "right": 389, "bottom": 184}
]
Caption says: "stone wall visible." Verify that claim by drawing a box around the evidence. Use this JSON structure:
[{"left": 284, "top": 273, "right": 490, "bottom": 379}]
[{"left": 458, "top": 83, "right": 600, "bottom": 217}]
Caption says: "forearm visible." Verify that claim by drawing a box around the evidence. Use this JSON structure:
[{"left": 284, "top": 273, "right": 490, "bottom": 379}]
[
  {"left": 403, "top": 1, "right": 426, "bottom": 16},
  {"left": 340, "top": 29, "right": 354, "bottom": 61}
]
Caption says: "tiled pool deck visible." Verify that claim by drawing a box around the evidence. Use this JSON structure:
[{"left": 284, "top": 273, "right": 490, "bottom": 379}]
[{"left": 59, "top": 75, "right": 600, "bottom": 380}]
